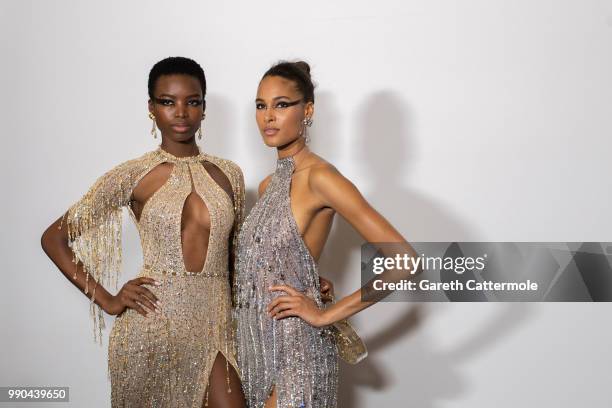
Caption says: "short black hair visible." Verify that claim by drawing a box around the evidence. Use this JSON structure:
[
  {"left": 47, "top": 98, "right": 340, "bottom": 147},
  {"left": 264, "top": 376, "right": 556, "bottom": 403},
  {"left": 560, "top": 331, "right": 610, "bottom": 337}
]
[
  {"left": 148, "top": 57, "right": 206, "bottom": 99},
  {"left": 262, "top": 60, "right": 314, "bottom": 103}
]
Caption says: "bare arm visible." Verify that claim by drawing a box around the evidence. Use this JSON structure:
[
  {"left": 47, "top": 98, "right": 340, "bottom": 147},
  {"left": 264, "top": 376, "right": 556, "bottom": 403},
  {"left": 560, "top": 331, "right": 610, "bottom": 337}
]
[
  {"left": 268, "top": 164, "right": 417, "bottom": 326},
  {"left": 41, "top": 214, "right": 160, "bottom": 318}
]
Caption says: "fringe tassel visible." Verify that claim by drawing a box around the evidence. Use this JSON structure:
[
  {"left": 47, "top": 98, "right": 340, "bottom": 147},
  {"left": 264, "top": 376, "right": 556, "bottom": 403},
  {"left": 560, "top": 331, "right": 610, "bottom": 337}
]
[{"left": 66, "top": 184, "right": 125, "bottom": 344}]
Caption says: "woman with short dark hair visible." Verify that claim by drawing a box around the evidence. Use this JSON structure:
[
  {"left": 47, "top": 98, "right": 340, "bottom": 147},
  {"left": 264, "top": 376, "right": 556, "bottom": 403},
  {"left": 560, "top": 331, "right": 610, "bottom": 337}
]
[{"left": 42, "top": 56, "right": 247, "bottom": 408}]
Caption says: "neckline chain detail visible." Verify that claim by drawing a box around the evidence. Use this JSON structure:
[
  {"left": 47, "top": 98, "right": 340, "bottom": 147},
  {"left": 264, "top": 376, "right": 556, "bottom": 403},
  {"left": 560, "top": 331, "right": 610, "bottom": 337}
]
[{"left": 156, "top": 146, "right": 207, "bottom": 163}]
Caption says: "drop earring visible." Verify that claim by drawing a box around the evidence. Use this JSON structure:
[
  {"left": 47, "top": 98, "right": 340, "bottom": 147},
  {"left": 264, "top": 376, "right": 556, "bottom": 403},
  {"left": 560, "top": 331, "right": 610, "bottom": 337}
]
[
  {"left": 198, "top": 113, "right": 206, "bottom": 140},
  {"left": 302, "top": 117, "right": 313, "bottom": 144},
  {"left": 149, "top": 112, "right": 158, "bottom": 139}
]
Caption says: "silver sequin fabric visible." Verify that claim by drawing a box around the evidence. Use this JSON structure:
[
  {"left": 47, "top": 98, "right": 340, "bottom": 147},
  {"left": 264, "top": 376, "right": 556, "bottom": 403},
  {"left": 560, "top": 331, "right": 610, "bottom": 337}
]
[{"left": 235, "top": 156, "right": 338, "bottom": 408}]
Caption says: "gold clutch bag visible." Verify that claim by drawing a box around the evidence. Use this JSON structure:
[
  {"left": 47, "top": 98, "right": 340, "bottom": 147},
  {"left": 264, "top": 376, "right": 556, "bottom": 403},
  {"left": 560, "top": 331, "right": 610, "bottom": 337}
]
[
  {"left": 319, "top": 285, "right": 367, "bottom": 364},
  {"left": 330, "top": 318, "right": 368, "bottom": 364}
]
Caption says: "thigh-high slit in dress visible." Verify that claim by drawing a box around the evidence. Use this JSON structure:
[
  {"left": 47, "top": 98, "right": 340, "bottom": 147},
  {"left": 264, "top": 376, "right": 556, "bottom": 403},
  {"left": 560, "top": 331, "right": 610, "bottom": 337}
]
[{"left": 63, "top": 147, "right": 245, "bottom": 407}]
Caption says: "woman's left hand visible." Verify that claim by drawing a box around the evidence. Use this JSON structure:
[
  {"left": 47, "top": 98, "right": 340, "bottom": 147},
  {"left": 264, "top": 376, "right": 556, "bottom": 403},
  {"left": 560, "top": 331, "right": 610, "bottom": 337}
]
[{"left": 268, "top": 285, "right": 330, "bottom": 327}]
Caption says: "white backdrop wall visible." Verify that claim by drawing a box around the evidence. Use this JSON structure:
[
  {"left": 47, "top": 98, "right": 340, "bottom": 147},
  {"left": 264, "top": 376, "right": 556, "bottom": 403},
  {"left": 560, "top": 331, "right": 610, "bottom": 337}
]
[{"left": 1, "top": 0, "right": 611, "bottom": 406}]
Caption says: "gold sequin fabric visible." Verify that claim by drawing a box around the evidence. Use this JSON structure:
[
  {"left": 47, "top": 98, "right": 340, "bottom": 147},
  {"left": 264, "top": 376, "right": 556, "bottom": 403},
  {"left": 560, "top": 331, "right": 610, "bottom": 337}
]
[
  {"left": 234, "top": 156, "right": 338, "bottom": 408},
  {"left": 64, "top": 147, "right": 245, "bottom": 407}
]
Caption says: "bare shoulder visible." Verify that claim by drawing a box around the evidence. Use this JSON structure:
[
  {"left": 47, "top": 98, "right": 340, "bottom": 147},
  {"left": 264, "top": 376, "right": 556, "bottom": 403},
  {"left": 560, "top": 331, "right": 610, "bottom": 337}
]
[
  {"left": 306, "top": 155, "right": 349, "bottom": 190},
  {"left": 304, "top": 155, "right": 364, "bottom": 209}
]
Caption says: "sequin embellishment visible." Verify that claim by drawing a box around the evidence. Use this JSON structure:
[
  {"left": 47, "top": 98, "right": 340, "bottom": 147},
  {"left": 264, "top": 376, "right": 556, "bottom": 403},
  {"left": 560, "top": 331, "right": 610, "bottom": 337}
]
[
  {"left": 235, "top": 156, "right": 338, "bottom": 408},
  {"left": 64, "top": 147, "right": 245, "bottom": 407}
]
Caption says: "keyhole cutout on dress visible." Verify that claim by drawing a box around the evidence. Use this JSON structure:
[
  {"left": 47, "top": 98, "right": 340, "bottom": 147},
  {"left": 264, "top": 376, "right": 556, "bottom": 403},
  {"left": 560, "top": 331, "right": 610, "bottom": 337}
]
[
  {"left": 129, "top": 162, "right": 175, "bottom": 223},
  {"left": 129, "top": 160, "right": 234, "bottom": 274},
  {"left": 181, "top": 165, "right": 211, "bottom": 273}
]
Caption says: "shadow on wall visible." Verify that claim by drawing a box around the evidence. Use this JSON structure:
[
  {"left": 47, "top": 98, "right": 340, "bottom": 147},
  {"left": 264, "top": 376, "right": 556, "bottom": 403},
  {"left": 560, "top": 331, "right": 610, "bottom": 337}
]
[
  {"left": 314, "top": 91, "right": 532, "bottom": 406},
  {"left": 353, "top": 90, "right": 475, "bottom": 241},
  {"left": 338, "top": 302, "right": 535, "bottom": 407}
]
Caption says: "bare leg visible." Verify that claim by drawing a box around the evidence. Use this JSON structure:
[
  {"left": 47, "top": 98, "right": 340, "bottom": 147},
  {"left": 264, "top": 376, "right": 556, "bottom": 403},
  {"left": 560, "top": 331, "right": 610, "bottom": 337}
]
[
  {"left": 203, "top": 352, "right": 246, "bottom": 408},
  {"left": 264, "top": 386, "right": 277, "bottom": 408}
]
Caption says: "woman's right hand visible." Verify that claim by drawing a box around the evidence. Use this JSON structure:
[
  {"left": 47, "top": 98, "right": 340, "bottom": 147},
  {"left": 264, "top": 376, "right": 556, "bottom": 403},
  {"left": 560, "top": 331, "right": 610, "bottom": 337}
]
[
  {"left": 104, "top": 277, "right": 161, "bottom": 317},
  {"left": 319, "top": 276, "right": 335, "bottom": 304}
]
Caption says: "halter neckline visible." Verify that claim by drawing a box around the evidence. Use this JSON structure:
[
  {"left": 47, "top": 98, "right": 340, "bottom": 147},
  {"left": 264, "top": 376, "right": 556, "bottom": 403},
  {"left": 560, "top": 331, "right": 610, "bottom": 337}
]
[
  {"left": 276, "top": 142, "right": 308, "bottom": 170},
  {"left": 156, "top": 146, "right": 207, "bottom": 163}
]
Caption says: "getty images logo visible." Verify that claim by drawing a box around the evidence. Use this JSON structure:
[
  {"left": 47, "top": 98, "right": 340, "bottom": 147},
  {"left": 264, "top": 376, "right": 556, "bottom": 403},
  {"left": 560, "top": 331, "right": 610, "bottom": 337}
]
[{"left": 372, "top": 253, "right": 487, "bottom": 275}]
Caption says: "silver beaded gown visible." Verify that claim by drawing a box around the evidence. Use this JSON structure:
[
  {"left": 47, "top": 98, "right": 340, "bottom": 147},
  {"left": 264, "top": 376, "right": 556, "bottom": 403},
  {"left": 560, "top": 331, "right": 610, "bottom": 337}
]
[{"left": 235, "top": 156, "right": 338, "bottom": 408}]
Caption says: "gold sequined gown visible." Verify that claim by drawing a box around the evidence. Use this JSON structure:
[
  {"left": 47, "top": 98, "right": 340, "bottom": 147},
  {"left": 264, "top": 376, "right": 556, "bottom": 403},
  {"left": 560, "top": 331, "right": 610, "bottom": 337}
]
[{"left": 63, "top": 147, "right": 245, "bottom": 407}]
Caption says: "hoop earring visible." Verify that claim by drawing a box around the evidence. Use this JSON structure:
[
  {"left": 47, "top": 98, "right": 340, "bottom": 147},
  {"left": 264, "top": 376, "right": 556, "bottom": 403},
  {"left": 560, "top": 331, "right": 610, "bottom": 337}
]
[{"left": 149, "top": 112, "right": 158, "bottom": 139}]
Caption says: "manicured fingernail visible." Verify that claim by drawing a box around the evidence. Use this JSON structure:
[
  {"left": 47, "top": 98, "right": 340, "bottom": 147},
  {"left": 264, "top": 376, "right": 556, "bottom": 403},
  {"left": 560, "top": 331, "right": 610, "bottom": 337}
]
[{"left": 154, "top": 281, "right": 161, "bottom": 286}]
